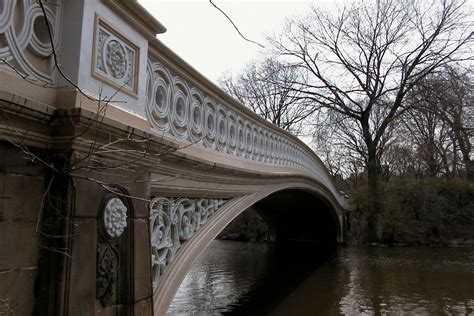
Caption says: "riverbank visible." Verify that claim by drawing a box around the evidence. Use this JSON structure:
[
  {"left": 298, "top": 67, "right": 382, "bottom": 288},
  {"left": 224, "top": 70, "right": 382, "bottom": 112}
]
[
  {"left": 347, "top": 178, "right": 474, "bottom": 246},
  {"left": 218, "top": 179, "right": 474, "bottom": 247}
]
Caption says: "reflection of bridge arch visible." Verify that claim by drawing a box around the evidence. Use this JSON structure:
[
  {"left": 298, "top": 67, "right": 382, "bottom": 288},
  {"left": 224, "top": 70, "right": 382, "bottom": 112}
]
[{"left": 153, "top": 181, "right": 344, "bottom": 315}]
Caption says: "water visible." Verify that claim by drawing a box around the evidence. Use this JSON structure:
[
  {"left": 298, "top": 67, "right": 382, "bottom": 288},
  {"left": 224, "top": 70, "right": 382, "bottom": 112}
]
[{"left": 168, "top": 240, "right": 474, "bottom": 315}]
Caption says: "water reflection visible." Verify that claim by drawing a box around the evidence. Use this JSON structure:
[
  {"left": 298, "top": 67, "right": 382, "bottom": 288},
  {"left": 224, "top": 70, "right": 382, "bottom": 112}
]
[
  {"left": 273, "top": 246, "right": 474, "bottom": 315},
  {"left": 168, "top": 240, "right": 274, "bottom": 315},
  {"left": 168, "top": 241, "right": 474, "bottom": 315}
]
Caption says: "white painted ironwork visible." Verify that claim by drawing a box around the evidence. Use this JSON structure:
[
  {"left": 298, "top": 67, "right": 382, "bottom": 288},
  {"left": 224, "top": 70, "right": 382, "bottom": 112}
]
[
  {"left": 145, "top": 58, "right": 343, "bottom": 206},
  {"left": 0, "top": 0, "right": 61, "bottom": 85},
  {"left": 149, "top": 197, "right": 227, "bottom": 289}
]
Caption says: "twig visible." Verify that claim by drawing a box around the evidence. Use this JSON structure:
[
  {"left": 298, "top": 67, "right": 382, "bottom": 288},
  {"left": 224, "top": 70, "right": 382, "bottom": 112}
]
[
  {"left": 0, "top": 58, "right": 55, "bottom": 88},
  {"left": 209, "top": 0, "right": 265, "bottom": 49},
  {"left": 0, "top": 297, "right": 14, "bottom": 315},
  {"left": 37, "top": 1, "right": 104, "bottom": 102},
  {"left": 36, "top": 175, "right": 55, "bottom": 233}
]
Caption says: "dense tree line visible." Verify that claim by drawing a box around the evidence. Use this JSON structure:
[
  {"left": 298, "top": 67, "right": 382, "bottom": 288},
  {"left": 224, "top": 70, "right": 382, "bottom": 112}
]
[{"left": 220, "top": 0, "right": 473, "bottom": 242}]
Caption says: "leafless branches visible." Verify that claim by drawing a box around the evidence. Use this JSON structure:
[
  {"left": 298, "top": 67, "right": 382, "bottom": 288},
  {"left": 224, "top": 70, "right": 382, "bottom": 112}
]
[
  {"left": 267, "top": 0, "right": 472, "bottom": 241},
  {"left": 220, "top": 58, "right": 313, "bottom": 135},
  {"left": 0, "top": 297, "right": 14, "bottom": 315},
  {"left": 397, "top": 66, "right": 473, "bottom": 179},
  {"left": 209, "top": 0, "right": 265, "bottom": 49}
]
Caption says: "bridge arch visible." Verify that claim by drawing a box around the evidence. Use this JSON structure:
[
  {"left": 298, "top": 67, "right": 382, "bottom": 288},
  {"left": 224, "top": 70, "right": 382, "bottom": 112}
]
[{"left": 153, "top": 181, "right": 344, "bottom": 315}]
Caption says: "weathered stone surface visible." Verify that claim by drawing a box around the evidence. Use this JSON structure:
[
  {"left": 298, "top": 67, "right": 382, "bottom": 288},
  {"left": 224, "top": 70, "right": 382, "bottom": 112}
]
[
  {"left": 0, "top": 143, "right": 44, "bottom": 176},
  {"left": 132, "top": 218, "right": 152, "bottom": 301},
  {"left": 72, "top": 171, "right": 149, "bottom": 218},
  {"left": 0, "top": 222, "right": 39, "bottom": 270},
  {"left": 133, "top": 297, "right": 153, "bottom": 315},
  {"left": 0, "top": 173, "right": 44, "bottom": 221},
  {"left": 0, "top": 267, "right": 37, "bottom": 316},
  {"left": 65, "top": 218, "right": 97, "bottom": 316},
  {"left": 72, "top": 178, "right": 104, "bottom": 218},
  {"left": 96, "top": 305, "right": 124, "bottom": 316}
]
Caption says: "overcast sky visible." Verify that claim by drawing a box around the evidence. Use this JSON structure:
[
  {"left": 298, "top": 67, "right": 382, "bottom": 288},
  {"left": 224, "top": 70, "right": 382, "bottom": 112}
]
[{"left": 138, "top": 1, "right": 345, "bottom": 84}]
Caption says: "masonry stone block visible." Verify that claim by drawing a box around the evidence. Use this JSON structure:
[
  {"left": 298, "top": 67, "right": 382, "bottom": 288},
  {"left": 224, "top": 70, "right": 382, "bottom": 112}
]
[
  {"left": 65, "top": 218, "right": 97, "bottom": 316},
  {"left": 0, "top": 173, "right": 44, "bottom": 221},
  {"left": 72, "top": 178, "right": 104, "bottom": 218},
  {"left": 0, "top": 143, "right": 44, "bottom": 176},
  {"left": 133, "top": 298, "right": 153, "bottom": 315},
  {"left": 0, "top": 268, "right": 37, "bottom": 316},
  {"left": 96, "top": 305, "right": 124, "bottom": 316},
  {"left": 72, "top": 171, "right": 150, "bottom": 218},
  {"left": 0, "top": 222, "right": 39, "bottom": 270},
  {"left": 132, "top": 218, "right": 152, "bottom": 301}
]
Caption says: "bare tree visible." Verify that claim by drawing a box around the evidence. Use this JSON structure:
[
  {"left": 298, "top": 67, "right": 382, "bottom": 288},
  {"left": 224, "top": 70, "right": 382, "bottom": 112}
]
[
  {"left": 399, "top": 72, "right": 458, "bottom": 178},
  {"left": 219, "top": 58, "right": 313, "bottom": 135},
  {"left": 269, "top": 0, "right": 473, "bottom": 241},
  {"left": 383, "top": 143, "right": 423, "bottom": 178},
  {"left": 419, "top": 67, "right": 473, "bottom": 179}
]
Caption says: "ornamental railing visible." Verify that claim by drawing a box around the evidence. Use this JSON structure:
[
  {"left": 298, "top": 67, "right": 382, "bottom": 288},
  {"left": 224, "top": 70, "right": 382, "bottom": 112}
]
[{"left": 0, "top": 0, "right": 346, "bottom": 207}]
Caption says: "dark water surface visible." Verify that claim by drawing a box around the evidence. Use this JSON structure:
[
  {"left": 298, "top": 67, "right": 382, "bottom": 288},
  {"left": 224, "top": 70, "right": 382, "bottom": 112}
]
[{"left": 167, "top": 240, "right": 474, "bottom": 315}]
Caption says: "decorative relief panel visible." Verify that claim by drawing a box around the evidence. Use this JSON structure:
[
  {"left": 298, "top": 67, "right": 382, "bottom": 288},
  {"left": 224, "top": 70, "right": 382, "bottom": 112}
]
[
  {"left": 145, "top": 58, "right": 339, "bottom": 197},
  {"left": 97, "top": 195, "right": 128, "bottom": 306},
  {"left": 96, "top": 243, "right": 120, "bottom": 305},
  {"left": 92, "top": 16, "right": 139, "bottom": 96},
  {"left": 103, "top": 197, "right": 128, "bottom": 238},
  {"left": 149, "top": 197, "right": 227, "bottom": 290},
  {"left": 0, "top": 0, "right": 61, "bottom": 85}
]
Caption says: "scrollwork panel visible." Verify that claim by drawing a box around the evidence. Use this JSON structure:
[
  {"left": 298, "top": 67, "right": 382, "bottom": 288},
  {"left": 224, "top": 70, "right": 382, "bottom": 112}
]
[
  {"left": 0, "top": 0, "right": 61, "bottom": 85},
  {"left": 149, "top": 197, "right": 227, "bottom": 290}
]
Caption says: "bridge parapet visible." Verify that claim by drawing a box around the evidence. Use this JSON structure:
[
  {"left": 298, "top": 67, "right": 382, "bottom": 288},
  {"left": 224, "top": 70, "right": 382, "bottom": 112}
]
[
  {"left": 144, "top": 50, "right": 347, "bottom": 207},
  {"left": 0, "top": 0, "right": 346, "bottom": 208},
  {"left": 0, "top": 1, "right": 349, "bottom": 315}
]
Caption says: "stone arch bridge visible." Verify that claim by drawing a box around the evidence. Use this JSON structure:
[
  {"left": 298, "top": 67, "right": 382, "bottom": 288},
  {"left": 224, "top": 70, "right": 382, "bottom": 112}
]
[{"left": 0, "top": 1, "right": 347, "bottom": 314}]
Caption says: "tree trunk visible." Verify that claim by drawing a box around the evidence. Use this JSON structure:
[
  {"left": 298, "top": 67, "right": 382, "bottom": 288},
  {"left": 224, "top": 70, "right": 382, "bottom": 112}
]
[
  {"left": 366, "top": 147, "right": 381, "bottom": 243},
  {"left": 458, "top": 138, "right": 473, "bottom": 180},
  {"left": 463, "top": 159, "right": 474, "bottom": 181}
]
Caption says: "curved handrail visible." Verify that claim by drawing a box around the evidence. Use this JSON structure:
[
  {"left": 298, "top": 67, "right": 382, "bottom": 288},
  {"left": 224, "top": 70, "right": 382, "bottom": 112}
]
[{"left": 146, "top": 41, "right": 347, "bottom": 208}]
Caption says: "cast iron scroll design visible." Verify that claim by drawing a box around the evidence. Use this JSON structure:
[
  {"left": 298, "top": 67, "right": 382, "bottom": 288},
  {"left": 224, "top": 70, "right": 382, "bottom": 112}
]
[
  {"left": 149, "top": 197, "right": 227, "bottom": 290},
  {"left": 0, "top": 0, "right": 61, "bottom": 85},
  {"left": 144, "top": 58, "right": 346, "bottom": 208},
  {"left": 96, "top": 243, "right": 120, "bottom": 305}
]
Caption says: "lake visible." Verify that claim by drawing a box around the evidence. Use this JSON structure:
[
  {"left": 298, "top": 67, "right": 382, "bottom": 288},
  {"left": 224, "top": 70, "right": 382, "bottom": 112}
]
[{"left": 168, "top": 240, "right": 474, "bottom": 315}]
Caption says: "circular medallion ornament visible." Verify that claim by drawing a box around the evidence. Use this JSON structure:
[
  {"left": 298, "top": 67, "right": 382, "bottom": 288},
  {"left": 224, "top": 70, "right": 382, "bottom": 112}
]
[
  {"left": 103, "top": 197, "right": 128, "bottom": 238},
  {"left": 105, "top": 40, "right": 127, "bottom": 79}
]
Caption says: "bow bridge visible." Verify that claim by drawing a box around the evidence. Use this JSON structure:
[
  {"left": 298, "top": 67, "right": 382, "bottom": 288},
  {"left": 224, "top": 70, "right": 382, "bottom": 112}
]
[{"left": 0, "top": 1, "right": 347, "bottom": 315}]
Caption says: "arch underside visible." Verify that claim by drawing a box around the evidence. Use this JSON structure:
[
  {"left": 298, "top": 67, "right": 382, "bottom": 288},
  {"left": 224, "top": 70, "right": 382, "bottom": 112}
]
[{"left": 152, "top": 180, "right": 344, "bottom": 315}]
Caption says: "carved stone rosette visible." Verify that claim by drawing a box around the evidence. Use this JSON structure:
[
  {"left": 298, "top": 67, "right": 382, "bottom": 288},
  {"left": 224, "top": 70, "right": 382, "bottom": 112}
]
[
  {"left": 103, "top": 197, "right": 128, "bottom": 239},
  {"left": 149, "top": 197, "right": 227, "bottom": 290},
  {"left": 96, "top": 195, "right": 128, "bottom": 306},
  {"left": 93, "top": 16, "right": 139, "bottom": 95}
]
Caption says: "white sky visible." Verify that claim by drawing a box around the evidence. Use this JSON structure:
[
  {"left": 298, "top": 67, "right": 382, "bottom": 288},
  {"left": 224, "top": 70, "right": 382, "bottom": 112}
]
[{"left": 138, "top": 0, "right": 345, "bottom": 84}]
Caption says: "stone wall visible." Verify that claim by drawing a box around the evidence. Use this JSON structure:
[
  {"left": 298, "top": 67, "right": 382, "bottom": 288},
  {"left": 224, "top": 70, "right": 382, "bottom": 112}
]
[
  {"left": 0, "top": 141, "right": 155, "bottom": 315},
  {"left": 0, "top": 143, "right": 45, "bottom": 315}
]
